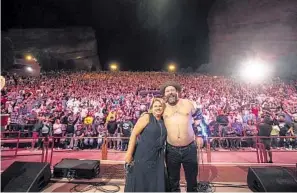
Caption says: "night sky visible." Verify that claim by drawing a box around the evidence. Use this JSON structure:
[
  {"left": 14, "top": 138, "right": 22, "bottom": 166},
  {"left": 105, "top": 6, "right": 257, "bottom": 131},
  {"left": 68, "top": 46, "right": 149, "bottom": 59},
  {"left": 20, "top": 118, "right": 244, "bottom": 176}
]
[{"left": 2, "top": 0, "right": 214, "bottom": 71}]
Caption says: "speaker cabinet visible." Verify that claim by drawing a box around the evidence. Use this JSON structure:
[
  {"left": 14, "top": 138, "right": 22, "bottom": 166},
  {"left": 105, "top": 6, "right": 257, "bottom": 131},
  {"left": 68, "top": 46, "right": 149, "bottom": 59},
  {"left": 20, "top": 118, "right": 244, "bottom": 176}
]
[
  {"left": 53, "top": 158, "right": 100, "bottom": 179},
  {"left": 247, "top": 167, "right": 297, "bottom": 192},
  {"left": 1, "top": 161, "right": 51, "bottom": 192}
]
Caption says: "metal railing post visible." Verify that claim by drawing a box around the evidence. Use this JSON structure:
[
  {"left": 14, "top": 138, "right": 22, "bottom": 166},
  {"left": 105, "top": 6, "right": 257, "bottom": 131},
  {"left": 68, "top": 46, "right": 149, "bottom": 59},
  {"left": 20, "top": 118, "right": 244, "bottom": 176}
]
[
  {"left": 102, "top": 136, "right": 108, "bottom": 160},
  {"left": 14, "top": 131, "right": 21, "bottom": 156},
  {"left": 206, "top": 139, "right": 211, "bottom": 163}
]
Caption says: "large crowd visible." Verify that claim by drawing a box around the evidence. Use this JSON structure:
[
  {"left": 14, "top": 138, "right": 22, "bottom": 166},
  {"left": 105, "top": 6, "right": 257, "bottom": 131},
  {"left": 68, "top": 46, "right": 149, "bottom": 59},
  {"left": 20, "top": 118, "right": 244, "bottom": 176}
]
[{"left": 1, "top": 71, "right": 297, "bottom": 150}]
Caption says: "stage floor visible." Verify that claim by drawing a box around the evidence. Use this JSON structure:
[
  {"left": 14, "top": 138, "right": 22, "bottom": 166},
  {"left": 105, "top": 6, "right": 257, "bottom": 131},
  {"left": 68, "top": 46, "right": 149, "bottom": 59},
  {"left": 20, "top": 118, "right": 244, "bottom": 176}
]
[
  {"left": 44, "top": 178, "right": 251, "bottom": 192},
  {"left": 1, "top": 149, "right": 297, "bottom": 192},
  {"left": 2, "top": 149, "right": 297, "bottom": 170},
  {"left": 42, "top": 161, "right": 296, "bottom": 192}
]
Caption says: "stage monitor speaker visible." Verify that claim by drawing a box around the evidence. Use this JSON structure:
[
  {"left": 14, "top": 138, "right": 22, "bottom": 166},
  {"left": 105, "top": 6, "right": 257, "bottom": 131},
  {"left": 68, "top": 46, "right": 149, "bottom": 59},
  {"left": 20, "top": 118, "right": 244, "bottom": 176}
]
[
  {"left": 1, "top": 161, "right": 51, "bottom": 192},
  {"left": 247, "top": 167, "right": 297, "bottom": 192},
  {"left": 53, "top": 158, "right": 100, "bottom": 179}
]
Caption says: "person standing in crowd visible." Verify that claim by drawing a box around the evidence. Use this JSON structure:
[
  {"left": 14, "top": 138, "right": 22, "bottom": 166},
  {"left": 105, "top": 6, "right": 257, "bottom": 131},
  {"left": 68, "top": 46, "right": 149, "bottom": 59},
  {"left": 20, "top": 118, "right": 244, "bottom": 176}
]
[
  {"left": 208, "top": 121, "right": 220, "bottom": 150},
  {"left": 161, "top": 81, "right": 200, "bottom": 192},
  {"left": 258, "top": 116, "right": 273, "bottom": 163},
  {"left": 36, "top": 117, "right": 51, "bottom": 149},
  {"left": 53, "top": 119, "right": 63, "bottom": 149},
  {"left": 244, "top": 120, "right": 258, "bottom": 148},
  {"left": 83, "top": 125, "right": 96, "bottom": 148},
  {"left": 116, "top": 120, "right": 123, "bottom": 151},
  {"left": 287, "top": 114, "right": 297, "bottom": 149},
  {"left": 72, "top": 124, "right": 83, "bottom": 150},
  {"left": 231, "top": 118, "right": 243, "bottom": 149},
  {"left": 278, "top": 114, "right": 291, "bottom": 149},
  {"left": 120, "top": 116, "right": 134, "bottom": 151},
  {"left": 106, "top": 111, "right": 117, "bottom": 149},
  {"left": 124, "top": 98, "right": 167, "bottom": 192},
  {"left": 270, "top": 119, "right": 280, "bottom": 149},
  {"left": 65, "top": 113, "right": 80, "bottom": 149}
]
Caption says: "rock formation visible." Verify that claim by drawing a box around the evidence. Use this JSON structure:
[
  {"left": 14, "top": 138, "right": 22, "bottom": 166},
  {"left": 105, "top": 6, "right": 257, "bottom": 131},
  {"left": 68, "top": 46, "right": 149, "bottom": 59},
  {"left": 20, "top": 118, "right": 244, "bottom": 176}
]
[
  {"left": 208, "top": 0, "right": 297, "bottom": 77},
  {"left": 1, "top": 27, "right": 101, "bottom": 71}
]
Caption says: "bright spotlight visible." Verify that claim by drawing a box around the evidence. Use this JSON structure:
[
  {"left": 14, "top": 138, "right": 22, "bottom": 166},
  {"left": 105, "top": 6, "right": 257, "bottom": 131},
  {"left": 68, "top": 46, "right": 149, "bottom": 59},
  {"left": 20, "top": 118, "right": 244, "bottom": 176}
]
[
  {"left": 109, "top": 63, "right": 118, "bottom": 71},
  {"left": 26, "top": 66, "right": 33, "bottom": 72},
  {"left": 26, "top": 55, "right": 32, "bottom": 60},
  {"left": 240, "top": 59, "right": 270, "bottom": 82},
  {"left": 168, "top": 63, "right": 176, "bottom": 72}
]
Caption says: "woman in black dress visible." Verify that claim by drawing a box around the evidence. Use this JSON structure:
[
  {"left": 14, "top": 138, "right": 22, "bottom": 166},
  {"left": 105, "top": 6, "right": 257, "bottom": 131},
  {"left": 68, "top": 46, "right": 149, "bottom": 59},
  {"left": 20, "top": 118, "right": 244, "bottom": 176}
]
[{"left": 124, "top": 98, "right": 167, "bottom": 192}]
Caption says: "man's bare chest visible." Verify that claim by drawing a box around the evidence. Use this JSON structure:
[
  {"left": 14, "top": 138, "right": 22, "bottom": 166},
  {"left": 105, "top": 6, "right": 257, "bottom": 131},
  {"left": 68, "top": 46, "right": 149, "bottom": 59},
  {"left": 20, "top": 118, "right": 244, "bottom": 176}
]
[{"left": 163, "top": 105, "right": 191, "bottom": 119}]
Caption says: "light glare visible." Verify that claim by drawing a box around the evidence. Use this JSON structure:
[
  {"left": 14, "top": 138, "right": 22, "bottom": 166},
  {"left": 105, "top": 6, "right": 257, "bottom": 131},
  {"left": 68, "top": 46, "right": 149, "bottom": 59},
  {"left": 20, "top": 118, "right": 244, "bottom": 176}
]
[
  {"left": 240, "top": 59, "right": 269, "bottom": 82},
  {"left": 26, "top": 66, "right": 33, "bottom": 72}
]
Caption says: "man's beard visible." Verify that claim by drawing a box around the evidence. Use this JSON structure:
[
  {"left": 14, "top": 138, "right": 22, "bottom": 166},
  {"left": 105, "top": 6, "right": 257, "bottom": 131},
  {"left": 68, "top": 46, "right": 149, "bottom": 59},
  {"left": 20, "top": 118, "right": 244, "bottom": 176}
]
[{"left": 166, "top": 93, "right": 178, "bottom": 105}]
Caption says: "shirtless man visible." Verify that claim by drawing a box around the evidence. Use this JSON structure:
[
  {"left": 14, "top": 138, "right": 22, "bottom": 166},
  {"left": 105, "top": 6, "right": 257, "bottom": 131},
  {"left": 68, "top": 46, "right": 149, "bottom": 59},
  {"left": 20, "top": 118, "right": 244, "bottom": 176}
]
[{"left": 161, "top": 81, "right": 200, "bottom": 192}]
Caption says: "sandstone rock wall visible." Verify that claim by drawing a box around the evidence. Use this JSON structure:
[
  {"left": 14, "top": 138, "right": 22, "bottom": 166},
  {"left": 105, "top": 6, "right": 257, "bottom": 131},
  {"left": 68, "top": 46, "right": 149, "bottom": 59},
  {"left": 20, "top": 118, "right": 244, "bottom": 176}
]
[
  {"left": 1, "top": 27, "right": 101, "bottom": 71},
  {"left": 208, "top": 0, "right": 297, "bottom": 76}
]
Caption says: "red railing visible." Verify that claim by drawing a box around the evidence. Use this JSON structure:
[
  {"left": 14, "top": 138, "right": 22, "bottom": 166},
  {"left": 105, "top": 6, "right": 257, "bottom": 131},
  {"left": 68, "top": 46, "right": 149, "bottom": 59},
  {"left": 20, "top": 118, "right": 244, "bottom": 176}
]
[
  {"left": 1, "top": 131, "right": 21, "bottom": 156},
  {"left": 1, "top": 132, "right": 296, "bottom": 165},
  {"left": 205, "top": 135, "right": 296, "bottom": 163}
]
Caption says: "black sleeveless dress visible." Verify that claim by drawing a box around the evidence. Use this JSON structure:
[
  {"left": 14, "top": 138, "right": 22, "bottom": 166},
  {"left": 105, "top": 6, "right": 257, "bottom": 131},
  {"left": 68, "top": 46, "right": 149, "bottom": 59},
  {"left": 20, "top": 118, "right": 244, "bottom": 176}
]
[{"left": 124, "top": 113, "right": 167, "bottom": 192}]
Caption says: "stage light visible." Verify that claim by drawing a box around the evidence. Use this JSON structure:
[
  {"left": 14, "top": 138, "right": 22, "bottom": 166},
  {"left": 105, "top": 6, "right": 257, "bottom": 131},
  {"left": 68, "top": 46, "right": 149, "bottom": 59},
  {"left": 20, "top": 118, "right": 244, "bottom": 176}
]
[
  {"left": 168, "top": 63, "right": 176, "bottom": 72},
  {"left": 26, "top": 55, "right": 32, "bottom": 60},
  {"left": 26, "top": 66, "right": 33, "bottom": 72},
  {"left": 239, "top": 59, "right": 270, "bottom": 82},
  {"left": 109, "top": 63, "right": 118, "bottom": 71}
]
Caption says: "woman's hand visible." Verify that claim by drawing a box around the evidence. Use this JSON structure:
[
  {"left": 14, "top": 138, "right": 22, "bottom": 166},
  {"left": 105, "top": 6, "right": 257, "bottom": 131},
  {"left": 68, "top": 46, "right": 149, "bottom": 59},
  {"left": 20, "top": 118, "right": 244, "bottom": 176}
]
[{"left": 125, "top": 154, "right": 133, "bottom": 164}]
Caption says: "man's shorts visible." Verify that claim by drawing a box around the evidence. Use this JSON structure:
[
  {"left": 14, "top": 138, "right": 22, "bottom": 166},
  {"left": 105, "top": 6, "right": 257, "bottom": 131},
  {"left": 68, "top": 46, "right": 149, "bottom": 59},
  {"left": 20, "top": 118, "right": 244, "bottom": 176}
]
[{"left": 261, "top": 138, "right": 271, "bottom": 150}]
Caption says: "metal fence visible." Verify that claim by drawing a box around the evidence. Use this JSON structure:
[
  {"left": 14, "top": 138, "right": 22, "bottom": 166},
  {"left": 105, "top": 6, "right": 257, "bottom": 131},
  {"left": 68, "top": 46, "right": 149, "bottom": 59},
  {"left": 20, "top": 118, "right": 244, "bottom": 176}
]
[{"left": 1, "top": 130, "right": 296, "bottom": 165}]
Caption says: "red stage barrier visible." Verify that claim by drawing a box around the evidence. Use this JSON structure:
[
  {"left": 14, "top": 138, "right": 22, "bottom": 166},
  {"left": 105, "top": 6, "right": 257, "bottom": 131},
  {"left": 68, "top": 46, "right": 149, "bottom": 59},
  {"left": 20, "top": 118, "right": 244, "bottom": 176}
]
[
  {"left": 1, "top": 132, "right": 296, "bottom": 165},
  {"left": 1, "top": 131, "right": 21, "bottom": 157}
]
